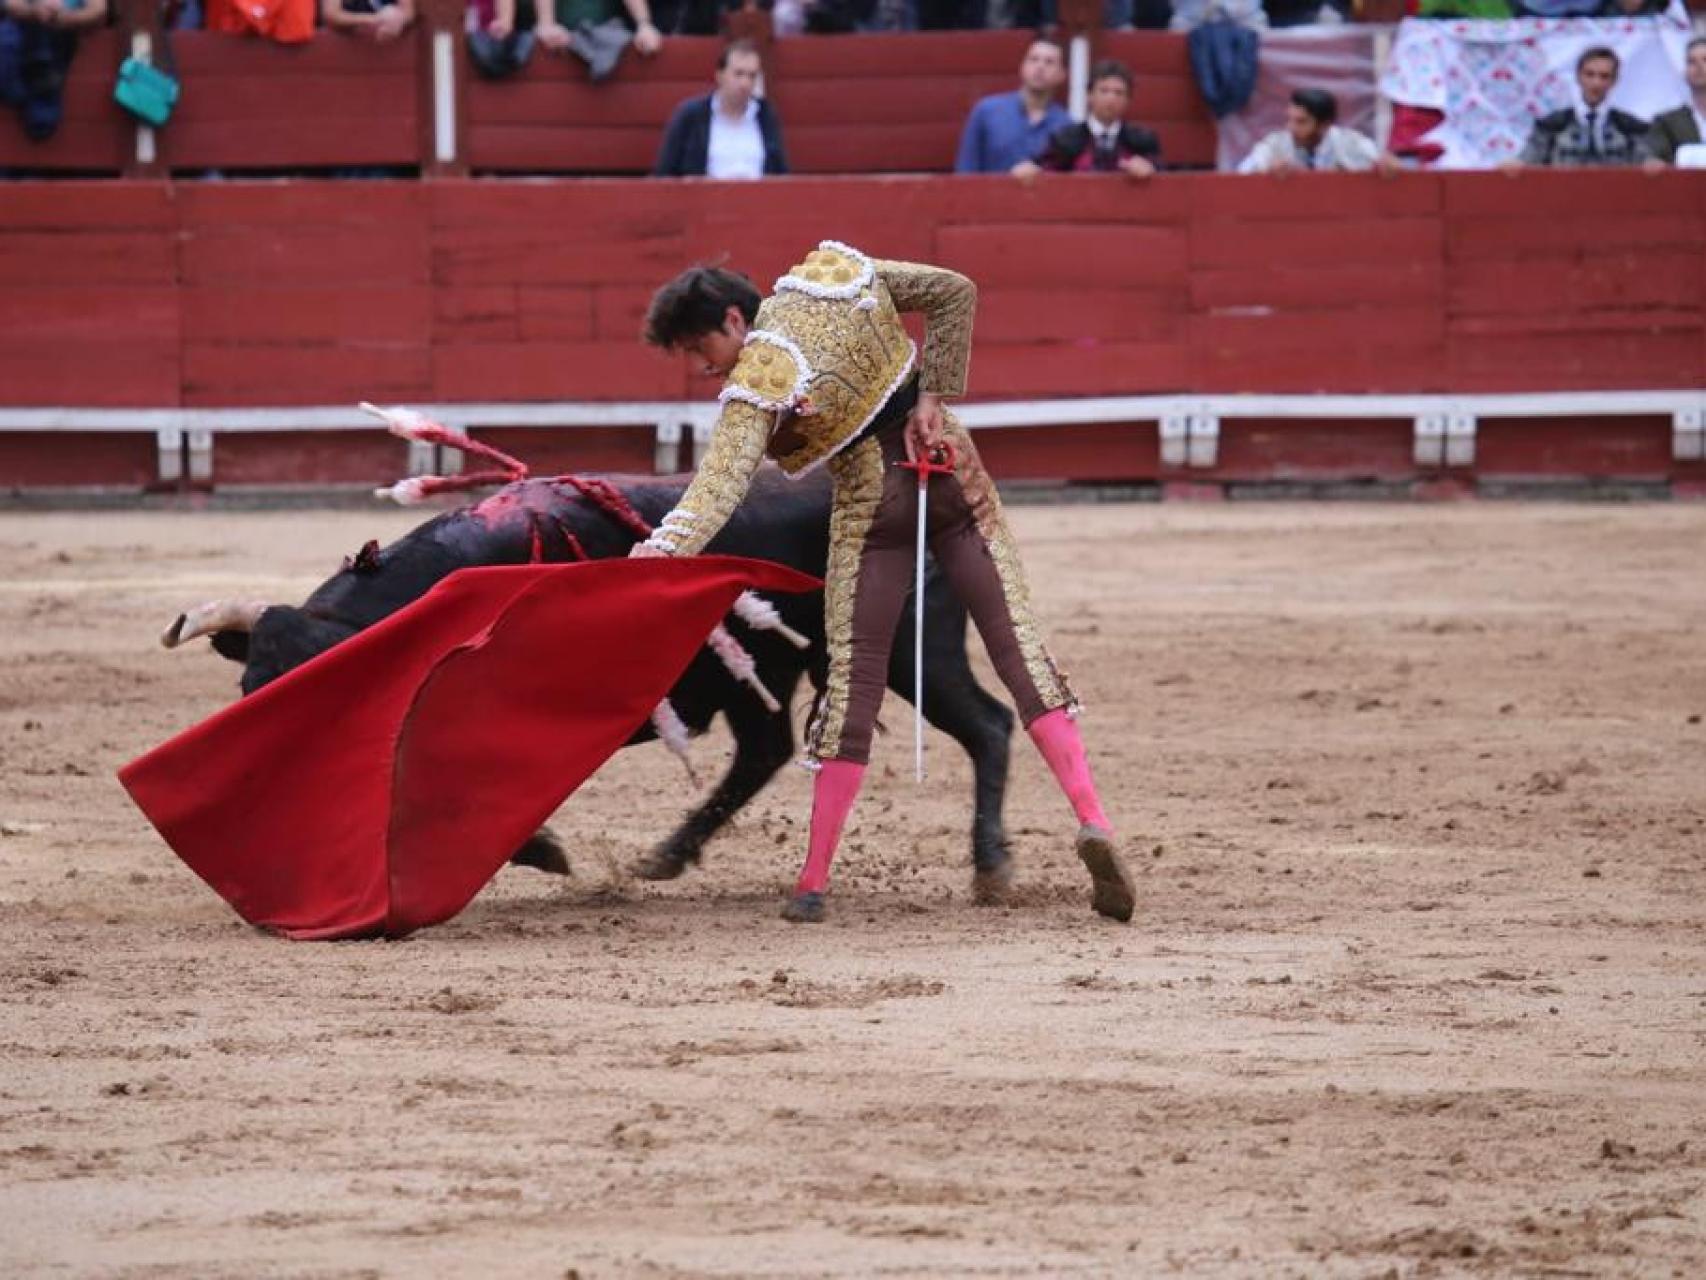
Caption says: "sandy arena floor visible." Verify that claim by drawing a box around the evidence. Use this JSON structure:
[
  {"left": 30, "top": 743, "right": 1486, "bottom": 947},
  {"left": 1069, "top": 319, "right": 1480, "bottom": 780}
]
[{"left": 1, "top": 499, "right": 1703, "bottom": 1278}]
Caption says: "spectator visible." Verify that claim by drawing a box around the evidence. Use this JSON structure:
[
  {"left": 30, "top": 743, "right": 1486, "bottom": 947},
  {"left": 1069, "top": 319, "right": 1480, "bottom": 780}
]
[
  {"left": 467, "top": 0, "right": 533, "bottom": 78},
  {"left": 207, "top": 0, "right": 313, "bottom": 41},
  {"left": 323, "top": 0, "right": 414, "bottom": 41},
  {"left": 535, "top": 0, "right": 663, "bottom": 82},
  {"left": 0, "top": 0, "right": 106, "bottom": 140},
  {"left": 1503, "top": 47, "right": 1648, "bottom": 171},
  {"left": 954, "top": 38, "right": 1069, "bottom": 174},
  {"left": 654, "top": 39, "right": 788, "bottom": 178},
  {"left": 1013, "top": 60, "right": 1160, "bottom": 182},
  {"left": 1646, "top": 37, "right": 1705, "bottom": 165},
  {"left": 1238, "top": 88, "right": 1398, "bottom": 173}
]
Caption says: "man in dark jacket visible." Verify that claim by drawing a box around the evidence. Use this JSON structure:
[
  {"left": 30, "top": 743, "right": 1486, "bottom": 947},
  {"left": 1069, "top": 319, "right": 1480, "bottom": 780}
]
[
  {"left": 1646, "top": 37, "right": 1705, "bottom": 166},
  {"left": 1504, "top": 47, "right": 1648, "bottom": 170},
  {"left": 654, "top": 38, "right": 788, "bottom": 178},
  {"left": 1013, "top": 60, "right": 1160, "bottom": 182}
]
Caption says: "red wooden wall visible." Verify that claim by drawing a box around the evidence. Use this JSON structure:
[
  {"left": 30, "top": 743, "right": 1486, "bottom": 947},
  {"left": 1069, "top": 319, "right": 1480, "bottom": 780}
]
[
  {"left": 464, "top": 30, "right": 1219, "bottom": 175},
  {"left": 161, "top": 35, "right": 421, "bottom": 172},
  {"left": 0, "top": 28, "right": 1217, "bottom": 178},
  {"left": 3, "top": 171, "right": 1703, "bottom": 407},
  {"left": 1, "top": 171, "right": 1702, "bottom": 488}
]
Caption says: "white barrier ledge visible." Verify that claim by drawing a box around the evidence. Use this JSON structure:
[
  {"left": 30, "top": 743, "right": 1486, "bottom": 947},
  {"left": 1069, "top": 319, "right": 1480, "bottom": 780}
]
[{"left": 2, "top": 391, "right": 1703, "bottom": 483}]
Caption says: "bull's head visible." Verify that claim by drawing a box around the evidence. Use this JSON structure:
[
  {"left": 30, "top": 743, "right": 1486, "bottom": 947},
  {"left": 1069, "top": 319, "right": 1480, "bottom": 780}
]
[{"left": 161, "top": 599, "right": 357, "bottom": 695}]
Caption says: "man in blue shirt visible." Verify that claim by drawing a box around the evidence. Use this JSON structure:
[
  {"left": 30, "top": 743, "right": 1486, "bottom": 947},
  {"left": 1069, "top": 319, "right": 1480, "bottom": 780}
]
[{"left": 954, "top": 38, "right": 1070, "bottom": 174}]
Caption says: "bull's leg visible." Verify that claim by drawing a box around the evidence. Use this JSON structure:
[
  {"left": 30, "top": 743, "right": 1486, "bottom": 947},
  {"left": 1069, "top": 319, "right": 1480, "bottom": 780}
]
[
  {"left": 889, "top": 583, "right": 1015, "bottom": 890},
  {"left": 634, "top": 667, "right": 803, "bottom": 880}
]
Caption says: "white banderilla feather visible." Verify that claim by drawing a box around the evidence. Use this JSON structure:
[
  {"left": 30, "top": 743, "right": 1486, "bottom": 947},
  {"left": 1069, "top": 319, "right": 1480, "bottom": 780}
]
[{"left": 706, "top": 626, "right": 782, "bottom": 713}]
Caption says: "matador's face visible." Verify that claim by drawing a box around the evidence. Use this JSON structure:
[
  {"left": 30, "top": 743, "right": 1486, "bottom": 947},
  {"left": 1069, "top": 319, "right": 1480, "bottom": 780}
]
[{"left": 681, "top": 308, "right": 749, "bottom": 378}]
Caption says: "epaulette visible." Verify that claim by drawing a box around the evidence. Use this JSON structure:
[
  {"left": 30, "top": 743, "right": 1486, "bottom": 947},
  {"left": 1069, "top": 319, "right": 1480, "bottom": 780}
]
[
  {"left": 720, "top": 330, "right": 810, "bottom": 413},
  {"left": 775, "top": 240, "right": 877, "bottom": 301}
]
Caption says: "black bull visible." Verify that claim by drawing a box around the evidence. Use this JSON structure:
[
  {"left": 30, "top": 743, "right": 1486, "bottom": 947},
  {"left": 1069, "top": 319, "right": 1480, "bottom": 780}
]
[{"left": 179, "top": 470, "right": 1017, "bottom": 881}]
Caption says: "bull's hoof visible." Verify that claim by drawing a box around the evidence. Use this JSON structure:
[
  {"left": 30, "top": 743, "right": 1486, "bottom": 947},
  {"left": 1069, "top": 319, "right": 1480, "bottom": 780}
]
[
  {"left": 781, "top": 892, "right": 825, "bottom": 924},
  {"left": 509, "top": 827, "right": 571, "bottom": 876},
  {"left": 971, "top": 858, "right": 1015, "bottom": 905},
  {"left": 633, "top": 847, "right": 697, "bottom": 882},
  {"left": 1076, "top": 824, "right": 1135, "bottom": 923}
]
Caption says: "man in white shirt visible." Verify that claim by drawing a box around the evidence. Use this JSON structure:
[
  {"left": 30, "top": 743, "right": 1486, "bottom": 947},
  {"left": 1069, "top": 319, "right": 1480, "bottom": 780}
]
[
  {"left": 1239, "top": 88, "right": 1398, "bottom": 175},
  {"left": 654, "top": 39, "right": 790, "bottom": 178}
]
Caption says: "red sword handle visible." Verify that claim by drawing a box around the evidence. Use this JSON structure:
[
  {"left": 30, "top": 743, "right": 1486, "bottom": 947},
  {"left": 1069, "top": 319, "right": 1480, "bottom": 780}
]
[{"left": 897, "top": 440, "right": 958, "bottom": 487}]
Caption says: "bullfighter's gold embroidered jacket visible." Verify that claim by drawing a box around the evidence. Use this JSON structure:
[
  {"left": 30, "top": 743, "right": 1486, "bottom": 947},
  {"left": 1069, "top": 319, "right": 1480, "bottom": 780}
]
[{"left": 646, "top": 240, "right": 976, "bottom": 557}]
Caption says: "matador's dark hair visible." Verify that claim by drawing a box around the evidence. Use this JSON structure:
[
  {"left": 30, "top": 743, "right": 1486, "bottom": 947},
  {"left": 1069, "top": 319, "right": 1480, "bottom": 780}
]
[{"left": 642, "top": 265, "right": 762, "bottom": 349}]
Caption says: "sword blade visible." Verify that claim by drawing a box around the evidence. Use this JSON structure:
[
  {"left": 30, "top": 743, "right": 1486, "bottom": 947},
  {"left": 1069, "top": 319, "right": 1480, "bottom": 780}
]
[{"left": 914, "top": 477, "right": 927, "bottom": 783}]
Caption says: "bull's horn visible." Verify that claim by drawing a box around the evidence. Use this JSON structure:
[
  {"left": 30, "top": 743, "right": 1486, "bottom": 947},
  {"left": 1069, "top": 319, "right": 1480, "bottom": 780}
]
[{"left": 161, "top": 599, "right": 268, "bottom": 649}]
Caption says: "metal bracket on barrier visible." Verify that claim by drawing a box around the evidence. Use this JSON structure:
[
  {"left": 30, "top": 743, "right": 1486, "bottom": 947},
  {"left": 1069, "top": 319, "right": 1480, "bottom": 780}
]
[
  {"left": 1414, "top": 413, "right": 1446, "bottom": 467},
  {"left": 1187, "top": 413, "right": 1220, "bottom": 468},
  {"left": 1673, "top": 407, "right": 1705, "bottom": 462},
  {"left": 1445, "top": 411, "right": 1477, "bottom": 468},
  {"left": 1415, "top": 411, "right": 1476, "bottom": 467},
  {"left": 155, "top": 427, "right": 183, "bottom": 484},
  {"left": 186, "top": 429, "right": 213, "bottom": 483},
  {"left": 1159, "top": 413, "right": 1190, "bottom": 467},
  {"left": 654, "top": 420, "right": 683, "bottom": 473},
  {"left": 406, "top": 439, "right": 437, "bottom": 477}
]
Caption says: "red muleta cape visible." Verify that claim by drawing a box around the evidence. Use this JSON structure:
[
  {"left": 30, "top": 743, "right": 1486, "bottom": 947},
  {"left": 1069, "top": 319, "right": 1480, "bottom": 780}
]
[{"left": 119, "top": 556, "right": 818, "bottom": 941}]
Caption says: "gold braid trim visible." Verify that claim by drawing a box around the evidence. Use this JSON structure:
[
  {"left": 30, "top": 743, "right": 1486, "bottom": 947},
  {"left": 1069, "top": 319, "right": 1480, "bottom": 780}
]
[
  {"left": 944, "top": 415, "right": 1076, "bottom": 713},
  {"left": 874, "top": 259, "right": 976, "bottom": 399},
  {"left": 805, "top": 436, "right": 887, "bottom": 761}
]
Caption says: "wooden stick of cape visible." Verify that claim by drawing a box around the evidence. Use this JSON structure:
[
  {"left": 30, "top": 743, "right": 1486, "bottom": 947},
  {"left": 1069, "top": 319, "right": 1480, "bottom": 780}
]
[{"left": 118, "top": 556, "right": 819, "bottom": 940}]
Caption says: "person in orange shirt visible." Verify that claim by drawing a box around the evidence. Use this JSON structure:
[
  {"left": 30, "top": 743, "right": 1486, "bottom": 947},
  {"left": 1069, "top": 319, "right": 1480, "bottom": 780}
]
[{"left": 206, "top": 0, "right": 314, "bottom": 43}]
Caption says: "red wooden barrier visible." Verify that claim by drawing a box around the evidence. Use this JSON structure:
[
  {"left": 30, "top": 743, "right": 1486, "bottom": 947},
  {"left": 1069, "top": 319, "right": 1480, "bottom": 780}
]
[
  {"left": 1, "top": 28, "right": 1216, "bottom": 177},
  {"left": 465, "top": 36, "right": 723, "bottom": 175},
  {"left": 160, "top": 33, "right": 421, "bottom": 172},
  {"left": 465, "top": 29, "right": 1217, "bottom": 176},
  {"left": 1, "top": 170, "right": 1703, "bottom": 490}
]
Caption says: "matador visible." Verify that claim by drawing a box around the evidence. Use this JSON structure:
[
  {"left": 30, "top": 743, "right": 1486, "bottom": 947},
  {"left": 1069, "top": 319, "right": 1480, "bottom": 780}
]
[{"left": 633, "top": 240, "right": 1136, "bottom": 925}]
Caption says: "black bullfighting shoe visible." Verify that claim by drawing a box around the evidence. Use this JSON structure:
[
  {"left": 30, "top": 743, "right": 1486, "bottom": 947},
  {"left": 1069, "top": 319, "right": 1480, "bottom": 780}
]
[
  {"left": 1075, "top": 824, "right": 1135, "bottom": 923},
  {"left": 781, "top": 891, "right": 826, "bottom": 923}
]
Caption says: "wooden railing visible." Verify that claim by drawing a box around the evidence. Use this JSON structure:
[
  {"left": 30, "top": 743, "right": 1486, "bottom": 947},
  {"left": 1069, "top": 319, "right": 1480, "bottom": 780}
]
[{"left": 0, "top": 15, "right": 1221, "bottom": 175}]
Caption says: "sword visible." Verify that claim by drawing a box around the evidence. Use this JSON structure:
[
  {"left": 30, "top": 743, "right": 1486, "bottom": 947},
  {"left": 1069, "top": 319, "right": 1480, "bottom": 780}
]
[{"left": 897, "top": 441, "right": 958, "bottom": 783}]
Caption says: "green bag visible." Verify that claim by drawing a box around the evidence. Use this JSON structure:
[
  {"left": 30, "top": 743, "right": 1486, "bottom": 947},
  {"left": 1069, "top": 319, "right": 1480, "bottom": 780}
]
[{"left": 114, "top": 23, "right": 180, "bottom": 127}]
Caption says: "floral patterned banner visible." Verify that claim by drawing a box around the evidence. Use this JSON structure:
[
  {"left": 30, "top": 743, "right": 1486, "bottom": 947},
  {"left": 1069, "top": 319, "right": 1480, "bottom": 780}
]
[{"left": 1380, "top": 7, "right": 1693, "bottom": 168}]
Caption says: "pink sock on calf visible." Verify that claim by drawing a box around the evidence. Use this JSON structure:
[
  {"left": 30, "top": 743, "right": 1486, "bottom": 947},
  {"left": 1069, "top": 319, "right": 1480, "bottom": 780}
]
[
  {"left": 1027, "top": 708, "right": 1111, "bottom": 831},
  {"left": 795, "top": 759, "right": 866, "bottom": 896}
]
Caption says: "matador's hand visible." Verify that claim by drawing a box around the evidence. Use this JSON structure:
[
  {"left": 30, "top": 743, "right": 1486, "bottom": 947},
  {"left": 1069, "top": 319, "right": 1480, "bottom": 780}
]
[{"left": 904, "top": 393, "right": 947, "bottom": 464}]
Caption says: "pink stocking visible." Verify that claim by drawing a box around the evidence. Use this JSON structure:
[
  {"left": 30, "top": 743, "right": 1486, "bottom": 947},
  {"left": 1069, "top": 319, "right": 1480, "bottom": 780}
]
[
  {"left": 1027, "top": 708, "right": 1110, "bottom": 831},
  {"left": 795, "top": 760, "right": 866, "bottom": 896}
]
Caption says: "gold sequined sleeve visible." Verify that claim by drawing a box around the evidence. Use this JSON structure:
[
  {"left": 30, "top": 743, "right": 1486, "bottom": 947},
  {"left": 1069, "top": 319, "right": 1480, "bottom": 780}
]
[
  {"left": 875, "top": 259, "right": 976, "bottom": 399},
  {"left": 643, "top": 399, "right": 771, "bottom": 557}
]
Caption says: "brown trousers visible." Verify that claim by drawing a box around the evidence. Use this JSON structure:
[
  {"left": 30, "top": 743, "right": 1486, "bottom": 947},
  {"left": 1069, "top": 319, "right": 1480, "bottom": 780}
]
[{"left": 806, "top": 411, "right": 1075, "bottom": 765}]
